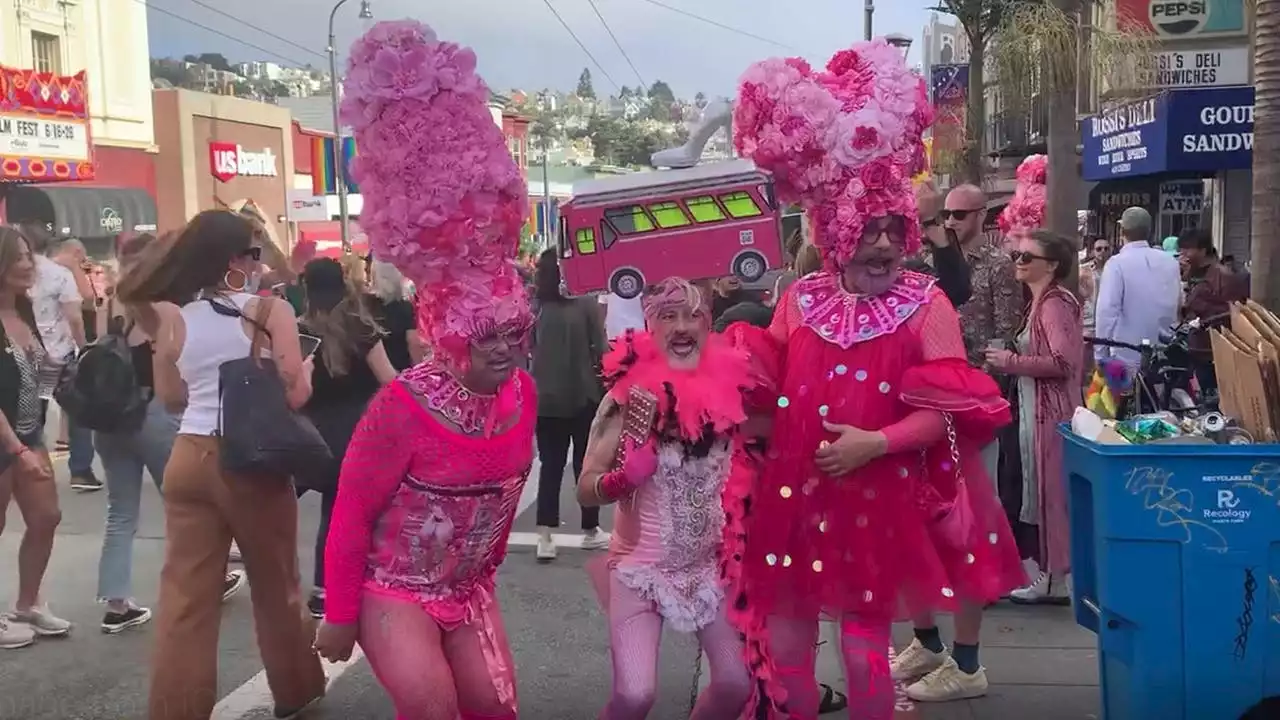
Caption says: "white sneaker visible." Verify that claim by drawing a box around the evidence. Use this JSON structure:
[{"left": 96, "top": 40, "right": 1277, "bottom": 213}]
[
  {"left": 1010, "top": 572, "right": 1071, "bottom": 605},
  {"left": 0, "top": 616, "right": 35, "bottom": 649},
  {"left": 580, "top": 528, "right": 611, "bottom": 551},
  {"left": 9, "top": 605, "right": 71, "bottom": 637},
  {"left": 535, "top": 528, "right": 557, "bottom": 563},
  {"left": 905, "top": 657, "right": 989, "bottom": 702},
  {"left": 890, "top": 638, "right": 948, "bottom": 681},
  {"left": 228, "top": 541, "right": 243, "bottom": 564}
]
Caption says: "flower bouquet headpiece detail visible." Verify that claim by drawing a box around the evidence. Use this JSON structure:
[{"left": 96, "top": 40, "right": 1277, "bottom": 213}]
[
  {"left": 341, "top": 20, "right": 530, "bottom": 365},
  {"left": 733, "top": 39, "right": 933, "bottom": 270},
  {"left": 996, "top": 154, "right": 1047, "bottom": 238}
]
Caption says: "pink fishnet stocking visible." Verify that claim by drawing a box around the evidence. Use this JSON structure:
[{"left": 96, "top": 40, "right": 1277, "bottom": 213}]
[
  {"left": 764, "top": 616, "right": 821, "bottom": 719},
  {"left": 360, "top": 594, "right": 516, "bottom": 720},
  {"left": 690, "top": 608, "right": 752, "bottom": 720},
  {"left": 838, "top": 615, "right": 894, "bottom": 720}
]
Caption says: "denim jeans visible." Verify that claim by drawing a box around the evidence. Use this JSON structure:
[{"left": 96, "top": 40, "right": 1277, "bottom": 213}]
[
  {"left": 68, "top": 414, "right": 95, "bottom": 476},
  {"left": 94, "top": 398, "right": 180, "bottom": 601}
]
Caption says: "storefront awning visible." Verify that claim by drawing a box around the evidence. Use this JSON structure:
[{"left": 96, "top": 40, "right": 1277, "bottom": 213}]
[
  {"left": 5, "top": 184, "right": 158, "bottom": 238},
  {"left": 1081, "top": 86, "right": 1253, "bottom": 182}
]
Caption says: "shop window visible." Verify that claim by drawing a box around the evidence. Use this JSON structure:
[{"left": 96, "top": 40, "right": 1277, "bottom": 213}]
[
  {"left": 720, "top": 191, "right": 762, "bottom": 218},
  {"left": 31, "top": 32, "right": 61, "bottom": 74},
  {"left": 648, "top": 201, "right": 691, "bottom": 229},
  {"left": 575, "top": 228, "right": 597, "bottom": 255},
  {"left": 605, "top": 205, "right": 655, "bottom": 234},
  {"left": 686, "top": 196, "right": 726, "bottom": 223}
]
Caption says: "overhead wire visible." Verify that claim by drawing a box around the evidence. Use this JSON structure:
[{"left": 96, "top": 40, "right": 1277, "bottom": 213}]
[
  {"left": 171, "top": 0, "right": 328, "bottom": 62},
  {"left": 142, "top": 0, "right": 317, "bottom": 68},
  {"left": 585, "top": 0, "right": 646, "bottom": 91},
  {"left": 540, "top": 0, "right": 621, "bottom": 91},
  {"left": 629, "top": 0, "right": 796, "bottom": 52}
]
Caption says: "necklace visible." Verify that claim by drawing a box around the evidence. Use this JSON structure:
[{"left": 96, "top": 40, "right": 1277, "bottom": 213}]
[{"left": 401, "top": 364, "right": 521, "bottom": 436}]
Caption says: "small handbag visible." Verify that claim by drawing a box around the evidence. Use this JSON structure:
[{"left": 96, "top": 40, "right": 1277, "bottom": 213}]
[
  {"left": 214, "top": 297, "right": 332, "bottom": 479},
  {"left": 920, "top": 413, "right": 975, "bottom": 550}
]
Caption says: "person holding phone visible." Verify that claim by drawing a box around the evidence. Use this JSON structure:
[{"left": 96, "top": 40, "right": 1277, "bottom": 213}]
[{"left": 296, "top": 258, "right": 397, "bottom": 618}]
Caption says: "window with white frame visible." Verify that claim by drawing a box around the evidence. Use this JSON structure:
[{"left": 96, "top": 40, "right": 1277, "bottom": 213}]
[{"left": 31, "top": 32, "right": 61, "bottom": 74}]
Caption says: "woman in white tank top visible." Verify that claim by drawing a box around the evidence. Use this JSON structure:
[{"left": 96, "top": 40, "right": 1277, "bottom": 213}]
[{"left": 116, "top": 209, "right": 326, "bottom": 720}]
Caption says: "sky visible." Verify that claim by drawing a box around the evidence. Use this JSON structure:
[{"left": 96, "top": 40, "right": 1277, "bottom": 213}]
[{"left": 147, "top": 0, "right": 938, "bottom": 99}]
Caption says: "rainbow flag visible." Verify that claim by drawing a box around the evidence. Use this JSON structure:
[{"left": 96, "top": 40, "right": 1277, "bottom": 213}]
[{"left": 311, "top": 136, "right": 358, "bottom": 195}]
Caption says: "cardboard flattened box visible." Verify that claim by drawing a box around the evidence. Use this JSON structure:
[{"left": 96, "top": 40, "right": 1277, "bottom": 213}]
[{"left": 1210, "top": 302, "right": 1280, "bottom": 442}]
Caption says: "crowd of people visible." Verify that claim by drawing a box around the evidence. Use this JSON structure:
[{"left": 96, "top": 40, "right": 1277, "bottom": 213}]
[{"left": 0, "top": 18, "right": 1260, "bottom": 720}]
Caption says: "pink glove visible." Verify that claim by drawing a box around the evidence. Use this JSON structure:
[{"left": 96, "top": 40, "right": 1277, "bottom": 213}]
[{"left": 598, "top": 437, "right": 658, "bottom": 501}]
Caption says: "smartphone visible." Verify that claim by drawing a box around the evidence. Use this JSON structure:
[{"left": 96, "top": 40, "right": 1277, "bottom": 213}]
[
  {"left": 945, "top": 227, "right": 959, "bottom": 246},
  {"left": 299, "top": 333, "right": 322, "bottom": 360}
]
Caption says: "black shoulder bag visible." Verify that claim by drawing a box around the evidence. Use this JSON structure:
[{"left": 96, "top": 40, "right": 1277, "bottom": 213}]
[{"left": 212, "top": 297, "right": 332, "bottom": 478}]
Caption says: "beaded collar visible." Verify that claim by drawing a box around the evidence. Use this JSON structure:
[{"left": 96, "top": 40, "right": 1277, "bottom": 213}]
[
  {"left": 793, "top": 270, "right": 936, "bottom": 349},
  {"left": 400, "top": 364, "right": 523, "bottom": 437}
]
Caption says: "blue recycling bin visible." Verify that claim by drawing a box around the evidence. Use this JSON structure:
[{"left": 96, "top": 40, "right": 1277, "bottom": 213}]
[{"left": 1060, "top": 424, "right": 1280, "bottom": 720}]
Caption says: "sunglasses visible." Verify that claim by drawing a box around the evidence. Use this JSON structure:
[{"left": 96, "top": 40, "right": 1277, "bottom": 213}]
[
  {"left": 241, "top": 246, "right": 263, "bottom": 262},
  {"left": 860, "top": 215, "right": 907, "bottom": 245},
  {"left": 941, "top": 208, "right": 984, "bottom": 221},
  {"left": 1010, "top": 250, "right": 1053, "bottom": 265},
  {"left": 471, "top": 323, "right": 532, "bottom": 351}
]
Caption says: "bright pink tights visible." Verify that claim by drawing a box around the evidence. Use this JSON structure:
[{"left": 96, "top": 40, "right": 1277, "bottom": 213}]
[
  {"left": 602, "top": 576, "right": 751, "bottom": 720},
  {"left": 767, "top": 615, "right": 893, "bottom": 720},
  {"left": 359, "top": 593, "right": 518, "bottom": 720}
]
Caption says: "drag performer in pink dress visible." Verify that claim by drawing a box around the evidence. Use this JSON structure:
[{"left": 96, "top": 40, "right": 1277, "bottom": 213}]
[
  {"left": 721, "top": 40, "right": 1026, "bottom": 719},
  {"left": 312, "top": 21, "right": 534, "bottom": 720},
  {"left": 577, "top": 278, "right": 758, "bottom": 720}
]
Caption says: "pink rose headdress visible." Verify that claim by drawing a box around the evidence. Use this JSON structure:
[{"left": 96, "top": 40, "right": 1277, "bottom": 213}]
[
  {"left": 997, "top": 154, "right": 1048, "bottom": 238},
  {"left": 341, "top": 20, "right": 531, "bottom": 367},
  {"left": 733, "top": 39, "right": 933, "bottom": 270}
]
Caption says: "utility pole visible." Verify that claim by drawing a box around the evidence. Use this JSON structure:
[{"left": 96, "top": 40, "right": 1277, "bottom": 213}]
[
  {"left": 541, "top": 136, "right": 554, "bottom": 250},
  {"left": 864, "top": 0, "right": 873, "bottom": 41}
]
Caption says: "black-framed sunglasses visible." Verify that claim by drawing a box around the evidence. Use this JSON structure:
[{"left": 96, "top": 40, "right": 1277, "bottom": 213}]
[
  {"left": 860, "top": 215, "right": 907, "bottom": 245},
  {"left": 241, "top": 246, "right": 263, "bottom": 262},
  {"left": 1010, "top": 250, "right": 1052, "bottom": 265},
  {"left": 941, "top": 208, "right": 984, "bottom": 221}
]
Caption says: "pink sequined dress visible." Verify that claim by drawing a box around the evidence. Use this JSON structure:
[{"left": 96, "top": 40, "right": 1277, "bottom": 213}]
[
  {"left": 324, "top": 364, "right": 535, "bottom": 719},
  {"left": 723, "top": 270, "right": 1024, "bottom": 718}
]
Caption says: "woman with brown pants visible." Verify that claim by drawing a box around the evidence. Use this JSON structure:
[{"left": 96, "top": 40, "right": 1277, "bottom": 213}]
[{"left": 118, "top": 210, "right": 326, "bottom": 720}]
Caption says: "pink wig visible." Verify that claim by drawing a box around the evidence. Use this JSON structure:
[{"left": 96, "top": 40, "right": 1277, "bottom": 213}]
[
  {"left": 733, "top": 39, "right": 933, "bottom": 271},
  {"left": 340, "top": 20, "right": 530, "bottom": 365},
  {"left": 997, "top": 154, "right": 1047, "bottom": 238}
]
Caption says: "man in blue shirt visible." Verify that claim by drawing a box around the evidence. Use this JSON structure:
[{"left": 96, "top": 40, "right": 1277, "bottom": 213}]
[{"left": 1094, "top": 207, "right": 1182, "bottom": 369}]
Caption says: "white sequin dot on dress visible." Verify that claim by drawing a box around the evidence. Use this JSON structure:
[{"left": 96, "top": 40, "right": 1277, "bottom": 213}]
[
  {"left": 988, "top": 532, "right": 999, "bottom": 545},
  {"left": 812, "top": 560, "right": 824, "bottom": 572},
  {"left": 782, "top": 555, "right": 793, "bottom": 568},
  {"left": 862, "top": 590, "right": 874, "bottom": 603},
  {"left": 942, "top": 587, "right": 955, "bottom": 598},
  {"left": 965, "top": 553, "right": 976, "bottom": 564},
  {"left": 855, "top": 370, "right": 868, "bottom": 382},
  {"left": 778, "top": 396, "right": 791, "bottom": 409},
  {"left": 878, "top": 381, "right": 891, "bottom": 394},
  {"left": 766, "top": 553, "right": 778, "bottom": 566},
  {"left": 780, "top": 486, "right": 793, "bottom": 499},
  {"left": 835, "top": 364, "right": 848, "bottom": 375},
  {"left": 897, "top": 466, "right": 909, "bottom": 478},
  {"left": 818, "top": 405, "right": 829, "bottom": 417}
]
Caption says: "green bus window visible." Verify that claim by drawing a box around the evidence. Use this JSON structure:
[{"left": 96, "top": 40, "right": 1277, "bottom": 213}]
[
  {"left": 686, "top": 196, "right": 726, "bottom": 223},
  {"left": 648, "top": 202, "right": 691, "bottom": 228},
  {"left": 604, "top": 205, "right": 655, "bottom": 234},
  {"left": 720, "top": 192, "right": 762, "bottom": 218},
  {"left": 575, "top": 228, "right": 597, "bottom": 255}
]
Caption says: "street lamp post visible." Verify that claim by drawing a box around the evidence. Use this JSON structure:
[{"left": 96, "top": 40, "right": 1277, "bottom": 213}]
[
  {"left": 327, "top": 0, "right": 373, "bottom": 253},
  {"left": 885, "top": 33, "right": 913, "bottom": 57},
  {"left": 864, "top": 0, "right": 873, "bottom": 41}
]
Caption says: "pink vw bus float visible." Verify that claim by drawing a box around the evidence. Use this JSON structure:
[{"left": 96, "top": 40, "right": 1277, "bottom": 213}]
[{"left": 557, "top": 158, "right": 784, "bottom": 299}]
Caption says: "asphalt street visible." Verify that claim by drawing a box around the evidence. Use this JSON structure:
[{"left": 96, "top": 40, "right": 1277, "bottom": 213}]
[{"left": 0, "top": 447, "right": 1101, "bottom": 720}]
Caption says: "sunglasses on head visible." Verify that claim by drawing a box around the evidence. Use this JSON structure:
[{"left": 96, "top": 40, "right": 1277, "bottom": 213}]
[
  {"left": 941, "top": 208, "right": 984, "bottom": 221},
  {"left": 1010, "top": 250, "right": 1052, "bottom": 265}
]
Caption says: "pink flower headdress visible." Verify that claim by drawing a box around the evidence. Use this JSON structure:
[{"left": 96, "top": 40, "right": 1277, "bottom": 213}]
[
  {"left": 997, "top": 154, "right": 1047, "bottom": 238},
  {"left": 733, "top": 39, "right": 933, "bottom": 270},
  {"left": 341, "top": 20, "right": 530, "bottom": 366}
]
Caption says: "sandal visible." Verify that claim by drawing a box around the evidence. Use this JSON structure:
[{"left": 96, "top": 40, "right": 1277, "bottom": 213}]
[{"left": 818, "top": 683, "right": 848, "bottom": 715}]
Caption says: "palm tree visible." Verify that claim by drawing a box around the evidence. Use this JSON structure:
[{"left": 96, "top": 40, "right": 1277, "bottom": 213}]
[{"left": 1252, "top": 0, "right": 1280, "bottom": 310}]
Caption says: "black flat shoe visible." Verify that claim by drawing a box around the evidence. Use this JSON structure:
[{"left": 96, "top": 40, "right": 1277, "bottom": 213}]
[{"left": 818, "top": 683, "right": 848, "bottom": 715}]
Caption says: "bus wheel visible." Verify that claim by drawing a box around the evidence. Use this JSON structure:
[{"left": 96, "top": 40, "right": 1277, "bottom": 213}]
[
  {"left": 610, "top": 269, "right": 645, "bottom": 299},
  {"left": 732, "top": 251, "right": 767, "bottom": 283}
]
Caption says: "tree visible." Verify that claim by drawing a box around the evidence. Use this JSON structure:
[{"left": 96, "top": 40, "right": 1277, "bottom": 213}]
[
  {"left": 989, "top": 0, "right": 1154, "bottom": 286},
  {"left": 1253, "top": 0, "right": 1280, "bottom": 310},
  {"left": 577, "top": 68, "right": 596, "bottom": 99},
  {"left": 619, "top": 85, "right": 633, "bottom": 98},
  {"left": 694, "top": 91, "right": 707, "bottom": 109},
  {"left": 646, "top": 80, "right": 677, "bottom": 122}
]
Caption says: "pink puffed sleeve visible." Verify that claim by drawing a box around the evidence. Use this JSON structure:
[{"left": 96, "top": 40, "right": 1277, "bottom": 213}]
[
  {"left": 1003, "top": 292, "right": 1082, "bottom": 380},
  {"left": 323, "top": 382, "right": 416, "bottom": 624}
]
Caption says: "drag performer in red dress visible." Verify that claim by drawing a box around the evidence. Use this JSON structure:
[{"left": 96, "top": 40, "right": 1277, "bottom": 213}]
[
  {"left": 721, "top": 40, "right": 1026, "bottom": 720},
  {"left": 577, "top": 278, "right": 759, "bottom": 720},
  {"left": 312, "top": 20, "right": 535, "bottom": 720}
]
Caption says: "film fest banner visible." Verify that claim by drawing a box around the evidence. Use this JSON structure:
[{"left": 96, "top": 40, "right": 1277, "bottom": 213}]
[
  {"left": 930, "top": 64, "right": 969, "bottom": 169},
  {"left": 0, "top": 64, "right": 94, "bottom": 181}
]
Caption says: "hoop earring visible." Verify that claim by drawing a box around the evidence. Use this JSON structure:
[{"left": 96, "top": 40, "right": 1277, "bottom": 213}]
[{"left": 223, "top": 268, "right": 248, "bottom": 292}]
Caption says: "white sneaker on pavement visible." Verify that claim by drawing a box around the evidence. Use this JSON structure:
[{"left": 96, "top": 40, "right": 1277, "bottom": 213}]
[
  {"left": 580, "top": 527, "right": 611, "bottom": 551},
  {"left": 0, "top": 616, "right": 35, "bottom": 649},
  {"left": 1010, "top": 571, "right": 1071, "bottom": 605},
  {"left": 905, "top": 657, "right": 989, "bottom": 702},
  {"left": 535, "top": 527, "right": 557, "bottom": 563},
  {"left": 9, "top": 605, "right": 71, "bottom": 637},
  {"left": 890, "top": 638, "right": 948, "bottom": 681}
]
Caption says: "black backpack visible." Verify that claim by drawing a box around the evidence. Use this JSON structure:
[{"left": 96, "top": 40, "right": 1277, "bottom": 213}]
[{"left": 54, "top": 317, "right": 148, "bottom": 434}]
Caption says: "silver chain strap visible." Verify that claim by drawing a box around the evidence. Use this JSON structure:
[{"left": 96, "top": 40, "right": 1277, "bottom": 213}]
[{"left": 945, "top": 412, "right": 966, "bottom": 487}]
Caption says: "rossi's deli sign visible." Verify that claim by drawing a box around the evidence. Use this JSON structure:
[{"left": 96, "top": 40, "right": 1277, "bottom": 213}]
[{"left": 209, "top": 142, "right": 279, "bottom": 183}]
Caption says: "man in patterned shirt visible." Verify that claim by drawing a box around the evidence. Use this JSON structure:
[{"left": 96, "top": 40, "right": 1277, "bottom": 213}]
[{"left": 944, "top": 184, "right": 1023, "bottom": 365}]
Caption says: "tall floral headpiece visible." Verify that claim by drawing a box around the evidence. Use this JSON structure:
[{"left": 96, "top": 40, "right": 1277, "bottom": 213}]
[
  {"left": 341, "top": 20, "right": 530, "bottom": 366},
  {"left": 733, "top": 39, "right": 933, "bottom": 271},
  {"left": 997, "top": 154, "right": 1047, "bottom": 238}
]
